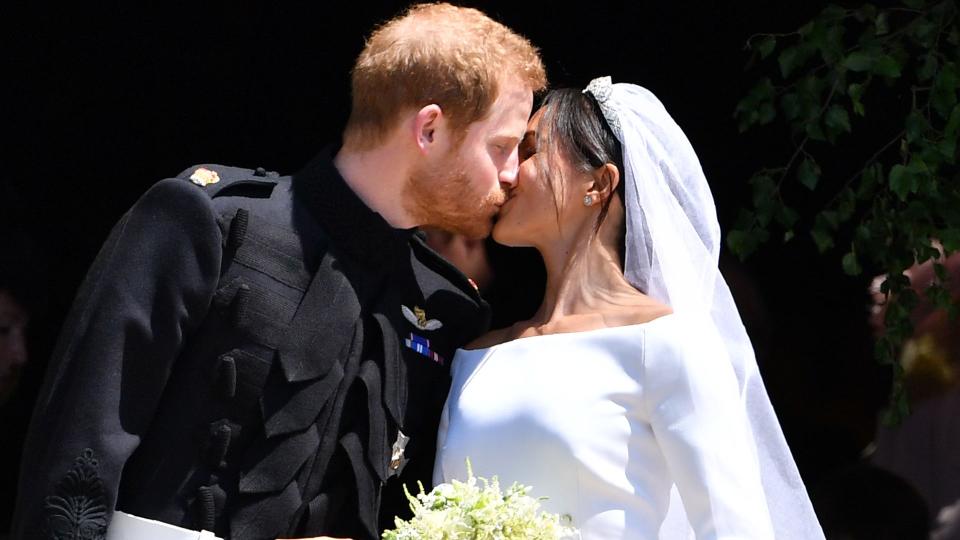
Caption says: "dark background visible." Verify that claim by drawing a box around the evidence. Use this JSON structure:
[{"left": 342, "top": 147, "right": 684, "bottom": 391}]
[{"left": 2, "top": 0, "right": 893, "bottom": 533}]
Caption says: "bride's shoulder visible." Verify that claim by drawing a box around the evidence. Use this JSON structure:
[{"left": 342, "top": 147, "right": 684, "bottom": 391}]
[
  {"left": 464, "top": 318, "right": 554, "bottom": 349},
  {"left": 640, "top": 311, "right": 725, "bottom": 366},
  {"left": 462, "top": 325, "right": 520, "bottom": 350},
  {"left": 597, "top": 295, "right": 674, "bottom": 329}
]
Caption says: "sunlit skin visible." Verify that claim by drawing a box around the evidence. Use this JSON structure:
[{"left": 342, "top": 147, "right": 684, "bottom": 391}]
[
  {"left": 470, "top": 109, "right": 672, "bottom": 348},
  {"left": 334, "top": 77, "right": 533, "bottom": 239}
]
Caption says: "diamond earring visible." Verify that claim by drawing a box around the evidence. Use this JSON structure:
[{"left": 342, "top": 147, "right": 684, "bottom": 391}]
[{"left": 583, "top": 194, "right": 594, "bottom": 207}]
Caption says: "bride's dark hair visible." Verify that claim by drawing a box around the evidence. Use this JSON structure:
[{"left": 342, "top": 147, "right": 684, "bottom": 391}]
[{"left": 536, "top": 88, "right": 627, "bottom": 263}]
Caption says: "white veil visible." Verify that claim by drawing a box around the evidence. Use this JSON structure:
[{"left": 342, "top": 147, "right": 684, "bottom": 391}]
[{"left": 583, "top": 76, "right": 825, "bottom": 539}]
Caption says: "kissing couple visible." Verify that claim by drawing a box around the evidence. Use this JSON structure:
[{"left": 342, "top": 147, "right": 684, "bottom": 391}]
[{"left": 15, "top": 3, "right": 823, "bottom": 539}]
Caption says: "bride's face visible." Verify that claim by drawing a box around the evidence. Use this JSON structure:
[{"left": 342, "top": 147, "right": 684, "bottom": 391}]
[{"left": 492, "top": 109, "right": 589, "bottom": 247}]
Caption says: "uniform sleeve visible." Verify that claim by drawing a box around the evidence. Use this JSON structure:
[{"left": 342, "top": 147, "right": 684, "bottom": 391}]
[
  {"left": 12, "top": 178, "right": 223, "bottom": 539},
  {"left": 641, "top": 324, "right": 776, "bottom": 539}
]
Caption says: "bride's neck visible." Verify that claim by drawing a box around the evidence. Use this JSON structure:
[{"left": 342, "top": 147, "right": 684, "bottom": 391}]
[{"left": 533, "top": 224, "right": 638, "bottom": 325}]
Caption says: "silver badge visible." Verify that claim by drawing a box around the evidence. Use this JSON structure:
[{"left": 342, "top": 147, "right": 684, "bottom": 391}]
[{"left": 389, "top": 430, "right": 410, "bottom": 474}]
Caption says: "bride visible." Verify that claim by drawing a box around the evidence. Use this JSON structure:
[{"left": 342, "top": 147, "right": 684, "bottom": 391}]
[{"left": 433, "top": 77, "right": 824, "bottom": 539}]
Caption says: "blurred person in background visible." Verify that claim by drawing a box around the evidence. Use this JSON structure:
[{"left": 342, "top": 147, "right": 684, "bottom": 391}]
[
  {"left": 0, "top": 285, "right": 29, "bottom": 407},
  {"left": 870, "top": 247, "right": 960, "bottom": 539},
  {"left": 0, "top": 230, "right": 47, "bottom": 539}
]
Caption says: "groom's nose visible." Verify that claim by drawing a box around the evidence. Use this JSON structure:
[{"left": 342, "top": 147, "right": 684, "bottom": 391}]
[{"left": 498, "top": 147, "right": 520, "bottom": 187}]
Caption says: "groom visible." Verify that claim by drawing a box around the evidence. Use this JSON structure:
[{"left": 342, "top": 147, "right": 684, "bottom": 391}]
[{"left": 12, "top": 4, "right": 546, "bottom": 540}]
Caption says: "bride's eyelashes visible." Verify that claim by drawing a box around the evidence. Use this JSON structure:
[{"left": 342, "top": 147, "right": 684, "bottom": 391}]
[
  {"left": 519, "top": 140, "right": 536, "bottom": 161},
  {"left": 518, "top": 131, "right": 538, "bottom": 161}
]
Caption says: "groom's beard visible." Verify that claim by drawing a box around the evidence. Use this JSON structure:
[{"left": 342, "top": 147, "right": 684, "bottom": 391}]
[{"left": 405, "top": 155, "right": 505, "bottom": 239}]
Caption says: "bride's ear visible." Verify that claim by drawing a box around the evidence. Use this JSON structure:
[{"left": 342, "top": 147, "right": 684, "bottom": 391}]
[{"left": 585, "top": 163, "right": 620, "bottom": 204}]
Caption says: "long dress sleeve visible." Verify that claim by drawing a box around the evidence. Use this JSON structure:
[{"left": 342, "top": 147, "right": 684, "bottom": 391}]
[
  {"left": 12, "top": 178, "right": 223, "bottom": 540},
  {"left": 641, "top": 321, "right": 776, "bottom": 539}
]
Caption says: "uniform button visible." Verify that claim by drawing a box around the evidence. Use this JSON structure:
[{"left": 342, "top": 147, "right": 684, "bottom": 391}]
[
  {"left": 217, "top": 355, "right": 237, "bottom": 398},
  {"left": 207, "top": 421, "right": 233, "bottom": 469},
  {"left": 253, "top": 166, "right": 267, "bottom": 177}
]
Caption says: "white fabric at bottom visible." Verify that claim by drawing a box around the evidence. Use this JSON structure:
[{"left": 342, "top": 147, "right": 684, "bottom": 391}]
[
  {"left": 435, "top": 314, "right": 816, "bottom": 539},
  {"left": 105, "top": 511, "right": 221, "bottom": 540}
]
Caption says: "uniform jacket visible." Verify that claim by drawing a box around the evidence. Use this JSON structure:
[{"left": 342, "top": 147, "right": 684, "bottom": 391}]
[{"left": 13, "top": 148, "right": 490, "bottom": 540}]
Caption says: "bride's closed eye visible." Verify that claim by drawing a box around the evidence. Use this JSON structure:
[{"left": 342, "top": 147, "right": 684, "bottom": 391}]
[{"left": 519, "top": 133, "right": 537, "bottom": 161}]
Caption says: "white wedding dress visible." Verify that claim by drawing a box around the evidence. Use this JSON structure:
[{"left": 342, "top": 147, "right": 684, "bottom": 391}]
[{"left": 434, "top": 313, "right": 778, "bottom": 539}]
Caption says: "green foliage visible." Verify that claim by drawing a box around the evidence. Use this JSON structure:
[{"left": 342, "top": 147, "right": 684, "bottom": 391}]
[
  {"left": 736, "top": 0, "right": 960, "bottom": 423},
  {"left": 798, "top": 158, "right": 821, "bottom": 190}
]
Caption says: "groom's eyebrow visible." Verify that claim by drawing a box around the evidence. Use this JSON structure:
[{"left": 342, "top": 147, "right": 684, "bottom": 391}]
[{"left": 490, "top": 133, "right": 522, "bottom": 147}]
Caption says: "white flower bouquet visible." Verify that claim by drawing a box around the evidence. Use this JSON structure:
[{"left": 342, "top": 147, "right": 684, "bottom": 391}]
[{"left": 383, "top": 461, "right": 579, "bottom": 540}]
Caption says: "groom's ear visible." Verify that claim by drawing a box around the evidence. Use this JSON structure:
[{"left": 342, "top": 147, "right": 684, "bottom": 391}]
[
  {"left": 588, "top": 163, "right": 621, "bottom": 203},
  {"left": 413, "top": 104, "right": 444, "bottom": 152}
]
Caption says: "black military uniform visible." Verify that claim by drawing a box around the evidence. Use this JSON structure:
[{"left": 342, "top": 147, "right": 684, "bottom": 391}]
[{"left": 13, "top": 147, "right": 489, "bottom": 540}]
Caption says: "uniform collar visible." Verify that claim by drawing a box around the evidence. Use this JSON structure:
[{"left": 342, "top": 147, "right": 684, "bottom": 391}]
[{"left": 295, "top": 144, "right": 416, "bottom": 266}]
